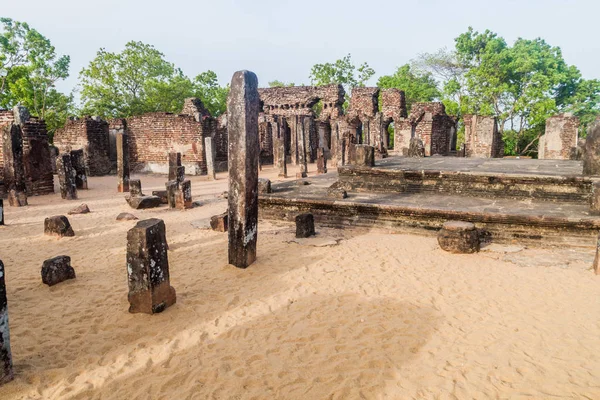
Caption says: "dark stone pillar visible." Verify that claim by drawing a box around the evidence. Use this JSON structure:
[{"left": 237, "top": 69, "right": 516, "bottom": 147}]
[
  {"left": 126, "top": 218, "right": 176, "bottom": 314},
  {"left": 117, "top": 133, "right": 130, "bottom": 192},
  {"left": 165, "top": 181, "right": 178, "bottom": 208},
  {"left": 175, "top": 166, "right": 185, "bottom": 184},
  {"left": 44, "top": 215, "right": 75, "bottom": 237},
  {"left": 591, "top": 181, "right": 600, "bottom": 214},
  {"left": 274, "top": 118, "right": 287, "bottom": 178},
  {"left": 227, "top": 70, "right": 260, "bottom": 269},
  {"left": 317, "top": 148, "right": 327, "bottom": 174},
  {"left": 129, "top": 179, "right": 143, "bottom": 197},
  {"left": 584, "top": 121, "right": 600, "bottom": 176},
  {"left": 295, "top": 213, "right": 315, "bottom": 238},
  {"left": 205, "top": 137, "right": 216, "bottom": 180},
  {"left": 70, "top": 149, "right": 88, "bottom": 190},
  {"left": 175, "top": 180, "right": 192, "bottom": 210},
  {"left": 0, "top": 200, "right": 3, "bottom": 226},
  {"left": 57, "top": 154, "right": 77, "bottom": 200},
  {"left": 41, "top": 255, "right": 76, "bottom": 286},
  {"left": 2, "top": 124, "right": 28, "bottom": 207},
  {"left": 296, "top": 117, "right": 308, "bottom": 178},
  {"left": 168, "top": 153, "right": 182, "bottom": 181},
  {"left": 0, "top": 260, "right": 13, "bottom": 386}
]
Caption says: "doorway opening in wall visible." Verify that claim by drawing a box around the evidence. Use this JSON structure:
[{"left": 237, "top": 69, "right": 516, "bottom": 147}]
[
  {"left": 387, "top": 121, "right": 395, "bottom": 150},
  {"left": 356, "top": 122, "right": 363, "bottom": 144}
]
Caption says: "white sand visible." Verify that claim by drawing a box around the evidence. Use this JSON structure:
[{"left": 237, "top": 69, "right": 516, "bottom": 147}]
[{"left": 0, "top": 167, "right": 599, "bottom": 399}]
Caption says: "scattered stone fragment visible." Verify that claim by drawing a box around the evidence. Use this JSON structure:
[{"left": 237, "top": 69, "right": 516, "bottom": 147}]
[
  {"left": 0, "top": 259, "right": 13, "bottom": 385},
  {"left": 258, "top": 178, "right": 272, "bottom": 194},
  {"left": 437, "top": 221, "right": 480, "bottom": 254},
  {"left": 129, "top": 179, "right": 143, "bottom": 197},
  {"left": 192, "top": 200, "right": 202, "bottom": 208},
  {"left": 116, "top": 212, "right": 138, "bottom": 221},
  {"left": 297, "top": 180, "right": 311, "bottom": 186},
  {"left": 44, "top": 215, "right": 75, "bottom": 237},
  {"left": 126, "top": 218, "right": 176, "bottom": 314},
  {"left": 327, "top": 187, "right": 348, "bottom": 199},
  {"left": 210, "top": 212, "right": 228, "bottom": 232},
  {"left": 295, "top": 213, "right": 316, "bottom": 238},
  {"left": 152, "top": 190, "right": 168, "bottom": 204},
  {"left": 408, "top": 137, "right": 425, "bottom": 158},
  {"left": 41, "top": 255, "right": 76, "bottom": 286},
  {"left": 68, "top": 204, "right": 90, "bottom": 215},
  {"left": 126, "top": 195, "right": 162, "bottom": 210}
]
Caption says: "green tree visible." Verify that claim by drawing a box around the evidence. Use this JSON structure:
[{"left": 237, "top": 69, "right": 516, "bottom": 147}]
[
  {"left": 0, "top": 18, "right": 73, "bottom": 135},
  {"left": 268, "top": 80, "right": 295, "bottom": 88},
  {"left": 193, "top": 70, "right": 228, "bottom": 117},
  {"left": 309, "top": 53, "right": 375, "bottom": 90},
  {"left": 377, "top": 64, "right": 440, "bottom": 112}
]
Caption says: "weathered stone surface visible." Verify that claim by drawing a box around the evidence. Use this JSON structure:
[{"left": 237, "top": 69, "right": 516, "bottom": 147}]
[
  {"left": 44, "top": 215, "right": 75, "bottom": 237},
  {"left": 0, "top": 200, "right": 3, "bottom": 226},
  {"left": 274, "top": 118, "right": 287, "bottom": 178},
  {"left": 295, "top": 213, "right": 315, "bottom": 238},
  {"left": 349, "top": 144, "right": 375, "bottom": 167},
  {"left": 591, "top": 181, "right": 600, "bottom": 214},
  {"left": 129, "top": 179, "right": 143, "bottom": 197},
  {"left": 408, "top": 137, "right": 425, "bottom": 158},
  {"left": 116, "top": 212, "right": 138, "bottom": 221},
  {"left": 152, "top": 190, "right": 169, "bottom": 204},
  {"left": 210, "top": 212, "right": 228, "bottom": 232},
  {"left": 175, "top": 180, "right": 192, "bottom": 210},
  {"left": 57, "top": 154, "right": 77, "bottom": 200},
  {"left": 0, "top": 260, "right": 13, "bottom": 386},
  {"left": 68, "top": 204, "right": 90, "bottom": 215},
  {"left": 327, "top": 187, "right": 348, "bottom": 199},
  {"left": 258, "top": 178, "right": 272, "bottom": 194},
  {"left": 168, "top": 152, "right": 182, "bottom": 181},
  {"left": 165, "top": 181, "right": 178, "bottom": 208},
  {"left": 539, "top": 113, "right": 579, "bottom": 160},
  {"left": 126, "top": 218, "right": 176, "bottom": 314},
  {"left": 41, "top": 255, "right": 76, "bottom": 286},
  {"left": 297, "top": 117, "right": 308, "bottom": 178},
  {"left": 594, "top": 232, "right": 600, "bottom": 275},
  {"left": 317, "top": 147, "right": 327, "bottom": 174},
  {"left": 70, "top": 149, "right": 88, "bottom": 189},
  {"left": 463, "top": 115, "right": 503, "bottom": 158},
  {"left": 437, "top": 221, "right": 480, "bottom": 253},
  {"left": 175, "top": 166, "right": 185, "bottom": 184},
  {"left": 126, "top": 195, "right": 162, "bottom": 210},
  {"left": 583, "top": 121, "right": 600, "bottom": 176},
  {"left": 117, "top": 133, "right": 130, "bottom": 192},
  {"left": 227, "top": 70, "right": 260, "bottom": 268},
  {"left": 2, "top": 124, "right": 28, "bottom": 206},
  {"left": 205, "top": 136, "right": 217, "bottom": 180}
]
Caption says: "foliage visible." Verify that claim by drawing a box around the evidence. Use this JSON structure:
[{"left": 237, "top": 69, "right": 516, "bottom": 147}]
[
  {"left": 268, "top": 80, "right": 295, "bottom": 88},
  {"left": 0, "top": 18, "right": 73, "bottom": 134},
  {"left": 193, "top": 70, "right": 228, "bottom": 117},
  {"left": 309, "top": 53, "right": 375, "bottom": 91},
  {"left": 377, "top": 64, "right": 440, "bottom": 112}
]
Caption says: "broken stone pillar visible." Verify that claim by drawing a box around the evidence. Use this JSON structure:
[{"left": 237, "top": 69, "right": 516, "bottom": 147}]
[
  {"left": 126, "top": 218, "right": 176, "bottom": 314},
  {"left": 0, "top": 260, "right": 13, "bottom": 386},
  {"left": 295, "top": 213, "right": 315, "bottom": 238},
  {"left": 210, "top": 212, "right": 228, "bottom": 232},
  {"left": 227, "top": 70, "right": 260, "bottom": 268},
  {"left": 175, "top": 180, "right": 192, "bottom": 210},
  {"left": 317, "top": 148, "right": 327, "bottom": 174},
  {"left": 349, "top": 144, "right": 375, "bottom": 167},
  {"left": 129, "top": 179, "right": 143, "bottom": 197},
  {"left": 408, "top": 137, "right": 425, "bottom": 158},
  {"left": 41, "top": 255, "right": 76, "bottom": 286},
  {"left": 175, "top": 166, "right": 185, "bottom": 184},
  {"left": 56, "top": 154, "right": 77, "bottom": 200},
  {"left": 165, "top": 181, "right": 178, "bottom": 208},
  {"left": 2, "top": 124, "right": 28, "bottom": 207},
  {"left": 274, "top": 119, "right": 287, "bottom": 178},
  {"left": 168, "top": 152, "right": 182, "bottom": 181},
  {"left": 205, "top": 136, "right": 217, "bottom": 180},
  {"left": 44, "top": 215, "right": 75, "bottom": 237},
  {"left": 592, "top": 181, "right": 600, "bottom": 214},
  {"left": 70, "top": 149, "right": 88, "bottom": 189},
  {"left": 117, "top": 133, "right": 130, "bottom": 192},
  {"left": 0, "top": 200, "right": 3, "bottom": 226},
  {"left": 539, "top": 114, "right": 579, "bottom": 160},
  {"left": 296, "top": 117, "right": 308, "bottom": 178},
  {"left": 437, "top": 221, "right": 480, "bottom": 253},
  {"left": 258, "top": 178, "right": 272, "bottom": 194},
  {"left": 583, "top": 121, "right": 600, "bottom": 176},
  {"left": 126, "top": 195, "right": 162, "bottom": 210},
  {"left": 152, "top": 190, "right": 168, "bottom": 204}
]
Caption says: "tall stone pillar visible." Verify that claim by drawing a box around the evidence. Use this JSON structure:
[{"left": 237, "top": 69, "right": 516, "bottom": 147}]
[
  {"left": 297, "top": 117, "right": 308, "bottom": 178},
  {"left": 274, "top": 118, "right": 287, "bottom": 178},
  {"left": 126, "top": 219, "right": 176, "bottom": 314},
  {"left": 168, "top": 153, "right": 181, "bottom": 181},
  {"left": 2, "top": 124, "right": 28, "bottom": 207},
  {"left": 70, "top": 149, "right": 88, "bottom": 190},
  {"left": 317, "top": 148, "right": 327, "bottom": 174},
  {"left": 227, "top": 70, "right": 259, "bottom": 269},
  {"left": 57, "top": 154, "right": 77, "bottom": 200},
  {"left": 117, "top": 133, "right": 130, "bottom": 192},
  {"left": 204, "top": 136, "right": 216, "bottom": 180},
  {"left": 0, "top": 260, "right": 14, "bottom": 386}
]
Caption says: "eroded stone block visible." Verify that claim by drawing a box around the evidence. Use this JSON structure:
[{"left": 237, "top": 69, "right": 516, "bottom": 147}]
[
  {"left": 117, "top": 212, "right": 138, "bottom": 221},
  {"left": 0, "top": 260, "right": 13, "bottom": 386},
  {"left": 210, "top": 212, "right": 228, "bottom": 232},
  {"left": 258, "top": 178, "right": 272, "bottom": 194},
  {"left": 57, "top": 154, "right": 77, "bottom": 200},
  {"left": 349, "top": 144, "right": 375, "bottom": 167},
  {"left": 437, "top": 221, "right": 479, "bottom": 254},
  {"left": 44, "top": 215, "right": 75, "bottom": 237},
  {"left": 41, "top": 255, "right": 76, "bottom": 286},
  {"left": 165, "top": 181, "right": 178, "bottom": 208},
  {"left": 126, "top": 195, "right": 162, "bottom": 210},
  {"left": 129, "top": 179, "right": 143, "bottom": 197},
  {"left": 175, "top": 180, "right": 192, "bottom": 210},
  {"left": 70, "top": 149, "right": 88, "bottom": 190},
  {"left": 126, "top": 218, "right": 176, "bottom": 314},
  {"left": 152, "top": 190, "right": 169, "bottom": 204},
  {"left": 408, "top": 137, "right": 425, "bottom": 158},
  {"left": 295, "top": 213, "right": 315, "bottom": 238},
  {"left": 68, "top": 204, "right": 90, "bottom": 215},
  {"left": 327, "top": 187, "right": 348, "bottom": 199}
]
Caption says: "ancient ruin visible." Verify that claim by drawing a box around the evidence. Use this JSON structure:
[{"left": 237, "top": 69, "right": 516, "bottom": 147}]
[
  {"left": 539, "top": 113, "right": 579, "bottom": 160},
  {"left": 70, "top": 149, "right": 88, "bottom": 189},
  {"left": 126, "top": 218, "right": 176, "bottom": 314},
  {"left": 126, "top": 180, "right": 162, "bottom": 209},
  {"left": 0, "top": 259, "right": 12, "bottom": 386},
  {"left": 295, "top": 213, "right": 315, "bottom": 238},
  {"left": 41, "top": 255, "right": 76, "bottom": 286},
  {"left": 228, "top": 70, "right": 260, "bottom": 268},
  {"left": 57, "top": 154, "right": 78, "bottom": 200},
  {"left": 2, "top": 124, "right": 28, "bottom": 206},
  {"left": 463, "top": 115, "right": 504, "bottom": 158},
  {"left": 116, "top": 133, "right": 130, "bottom": 192}
]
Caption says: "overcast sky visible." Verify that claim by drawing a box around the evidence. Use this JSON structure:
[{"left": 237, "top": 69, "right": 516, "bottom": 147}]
[{"left": 2, "top": 0, "right": 599, "bottom": 96}]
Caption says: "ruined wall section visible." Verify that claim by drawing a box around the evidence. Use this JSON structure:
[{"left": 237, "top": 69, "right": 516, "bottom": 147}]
[
  {"left": 539, "top": 114, "right": 579, "bottom": 160},
  {"left": 463, "top": 115, "right": 504, "bottom": 158},
  {"left": 21, "top": 118, "right": 54, "bottom": 195},
  {"left": 406, "top": 102, "right": 456, "bottom": 156},
  {"left": 259, "top": 84, "right": 345, "bottom": 121}
]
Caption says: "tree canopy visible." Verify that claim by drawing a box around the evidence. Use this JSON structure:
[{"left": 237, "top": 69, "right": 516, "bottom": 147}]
[{"left": 377, "top": 64, "right": 440, "bottom": 112}]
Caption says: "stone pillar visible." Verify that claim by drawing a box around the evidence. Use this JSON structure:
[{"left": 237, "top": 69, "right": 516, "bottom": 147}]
[
  {"left": 57, "top": 154, "right": 77, "bottom": 200},
  {"left": 594, "top": 232, "right": 600, "bottom": 275},
  {"left": 274, "top": 118, "right": 287, "bottom": 178},
  {"left": 227, "top": 70, "right": 260, "bottom": 269},
  {"left": 175, "top": 180, "right": 192, "bottom": 210},
  {"left": 168, "top": 153, "right": 182, "bottom": 181},
  {"left": 2, "top": 124, "right": 28, "bottom": 207},
  {"left": 317, "top": 148, "right": 327, "bottom": 174},
  {"left": 205, "top": 136, "right": 217, "bottom": 180},
  {"left": 349, "top": 144, "right": 375, "bottom": 167},
  {"left": 70, "top": 149, "right": 88, "bottom": 190},
  {"left": 117, "top": 133, "right": 130, "bottom": 192},
  {"left": 126, "top": 219, "right": 176, "bottom": 314},
  {"left": 0, "top": 260, "right": 13, "bottom": 386},
  {"left": 583, "top": 121, "right": 600, "bottom": 176},
  {"left": 0, "top": 199, "right": 3, "bottom": 226},
  {"left": 165, "top": 181, "right": 178, "bottom": 208},
  {"left": 297, "top": 117, "right": 308, "bottom": 178},
  {"left": 591, "top": 181, "right": 600, "bottom": 214},
  {"left": 129, "top": 179, "right": 143, "bottom": 197},
  {"left": 175, "top": 166, "right": 185, "bottom": 184}
]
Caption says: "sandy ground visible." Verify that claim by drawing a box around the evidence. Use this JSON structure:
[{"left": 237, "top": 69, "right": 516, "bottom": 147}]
[{"left": 0, "top": 166, "right": 599, "bottom": 399}]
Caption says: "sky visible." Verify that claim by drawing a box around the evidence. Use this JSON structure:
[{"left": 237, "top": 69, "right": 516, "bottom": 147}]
[{"left": 2, "top": 0, "right": 599, "bottom": 98}]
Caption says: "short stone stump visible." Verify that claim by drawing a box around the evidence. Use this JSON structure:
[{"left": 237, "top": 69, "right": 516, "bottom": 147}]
[
  {"left": 210, "top": 212, "right": 228, "bottom": 232},
  {"left": 295, "top": 213, "right": 315, "bottom": 238},
  {"left": 437, "top": 221, "right": 480, "bottom": 254},
  {"left": 126, "top": 195, "right": 162, "bottom": 210},
  {"left": 41, "top": 255, "right": 76, "bottom": 286},
  {"left": 258, "top": 178, "right": 272, "bottom": 194},
  {"left": 44, "top": 215, "right": 75, "bottom": 237}
]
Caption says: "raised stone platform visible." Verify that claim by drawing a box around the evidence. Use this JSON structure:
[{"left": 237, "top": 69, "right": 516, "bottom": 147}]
[{"left": 259, "top": 157, "right": 600, "bottom": 248}]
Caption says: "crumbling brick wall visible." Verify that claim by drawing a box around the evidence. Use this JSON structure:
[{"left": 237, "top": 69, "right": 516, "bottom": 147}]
[
  {"left": 539, "top": 114, "right": 579, "bottom": 160},
  {"left": 21, "top": 118, "right": 54, "bottom": 195},
  {"left": 53, "top": 117, "right": 111, "bottom": 175},
  {"left": 405, "top": 102, "right": 456, "bottom": 156},
  {"left": 463, "top": 115, "right": 504, "bottom": 158},
  {"left": 381, "top": 89, "right": 408, "bottom": 151}
]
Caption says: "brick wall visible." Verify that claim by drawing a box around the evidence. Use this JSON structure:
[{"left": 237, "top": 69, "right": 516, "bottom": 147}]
[
  {"left": 463, "top": 115, "right": 503, "bottom": 158},
  {"left": 259, "top": 84, "right": 345, "bottom": 120},
  {"left": 539, "top": 114, "right": 579, "bottom": 160},
  {"left": 407, "top": 102, "right": 456, "bottom": 156}
]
